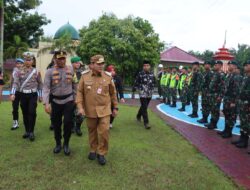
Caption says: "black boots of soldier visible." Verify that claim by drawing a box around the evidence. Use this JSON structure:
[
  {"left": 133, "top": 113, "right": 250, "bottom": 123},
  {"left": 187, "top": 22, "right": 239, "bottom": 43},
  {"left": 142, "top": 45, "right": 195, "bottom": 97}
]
[
  {"left": 197, "top": 116, "right": 208, "bottom": 124},
  {"left": 22, "top": 132, "right": 35, "bottom": 141},
  {"left": 231, "top": 132, "right": 249, "bottom": 148},
  {"left": 170, "top": 102, "right": 176, "bottom": 107},
  {"left": 88, "top": 152, "right": 106, "bottom": 165},
  {"left": 178, "top": 104, "right": 185, "bottom": 112},
  {"left": 217, "top": 125, "right": 232, "bottom": 138},
  {"left": 188, "top": 112, "right": 198, "bottom": 118}
]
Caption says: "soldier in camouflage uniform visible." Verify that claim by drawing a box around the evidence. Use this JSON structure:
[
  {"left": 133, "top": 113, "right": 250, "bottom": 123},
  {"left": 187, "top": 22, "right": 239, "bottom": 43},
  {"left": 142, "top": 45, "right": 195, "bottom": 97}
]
[
  {"left": 71, "top": 56, "right": 85, "bottom": 136},
  {"left": 10, "top": 52, "right": 43, "bottom": 141},
  {"left": 205, "top": 60, "right": 225, "bottom": 129},
  {"left": 160, "top": 67, "right": 168, "bottom": 103},
  {"left": 197, "top": 61, "right": 213, "bottom": 123},
  {"left": 186, "top": 67, "right": 192, "bottom": 105},
  {"left": 231, "top": 60, "right": 250, "bottom": 149},
  {"left": 165, "top": 67, "right": 172, "bottom": 105},
  {"left": 218, "top": 61, "right": 241, "bottom": 138},
  {"left": 188, "top": 62, "right": 202, "bottom": 118}
]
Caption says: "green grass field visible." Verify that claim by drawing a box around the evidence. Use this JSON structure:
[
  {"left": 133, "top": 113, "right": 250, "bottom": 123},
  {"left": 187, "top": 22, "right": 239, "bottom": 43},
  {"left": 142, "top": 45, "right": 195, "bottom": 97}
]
[{"left": 0, "top": 102, "right": 242, "bottom": 190}]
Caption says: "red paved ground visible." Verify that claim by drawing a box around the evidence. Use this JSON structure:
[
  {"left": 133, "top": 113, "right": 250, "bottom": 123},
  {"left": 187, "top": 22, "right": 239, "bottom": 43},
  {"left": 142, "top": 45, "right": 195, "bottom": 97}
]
[{"left": 125, "top": 99, "right": 250, "bottom": 189}]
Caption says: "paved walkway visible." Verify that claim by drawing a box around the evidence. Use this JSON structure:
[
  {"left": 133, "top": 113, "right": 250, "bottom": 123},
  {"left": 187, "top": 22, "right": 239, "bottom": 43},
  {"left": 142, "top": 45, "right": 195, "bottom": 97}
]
[{"left": 125, "top": 99, "right": 250, "bottom": 189}]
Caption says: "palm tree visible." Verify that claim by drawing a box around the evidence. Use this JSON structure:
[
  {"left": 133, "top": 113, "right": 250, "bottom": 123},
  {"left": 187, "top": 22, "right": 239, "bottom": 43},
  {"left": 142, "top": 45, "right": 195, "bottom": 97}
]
[{"left": 5, "top": 35, "right": 29, "bottom": 59}]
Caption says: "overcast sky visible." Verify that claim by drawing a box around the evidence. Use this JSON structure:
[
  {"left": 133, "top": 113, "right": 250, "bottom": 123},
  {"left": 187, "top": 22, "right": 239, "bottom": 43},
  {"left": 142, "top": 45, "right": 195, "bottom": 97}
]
[{"left": 37, "top": 0, "right": 250, "bottom": 52}]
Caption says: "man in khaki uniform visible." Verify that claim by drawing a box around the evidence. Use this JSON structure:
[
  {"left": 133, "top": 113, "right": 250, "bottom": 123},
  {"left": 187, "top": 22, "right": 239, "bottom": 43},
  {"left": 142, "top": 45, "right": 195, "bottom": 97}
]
[{"left": 76, "top": 54, "right": 118, "bottom": 165}]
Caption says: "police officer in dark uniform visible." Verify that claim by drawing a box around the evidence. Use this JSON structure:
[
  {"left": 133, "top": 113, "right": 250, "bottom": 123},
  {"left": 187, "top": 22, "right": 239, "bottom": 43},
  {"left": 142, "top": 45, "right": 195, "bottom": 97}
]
[
  {"left": 10, "top": 52, "right": 43, "bottom": 141},
  {"left": 43, "top": 50, "right": 75, "bottom": 155}
]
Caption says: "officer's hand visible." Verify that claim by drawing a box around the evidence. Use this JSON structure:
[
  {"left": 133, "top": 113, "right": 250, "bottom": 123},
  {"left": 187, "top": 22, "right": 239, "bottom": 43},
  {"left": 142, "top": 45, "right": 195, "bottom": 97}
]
[
  {"left": 112, "top": 109, "right": 118, "bottom": 117},
  {"left": 230, "top": 103, "right": 236, "bottom": 107},
  {"left": 120, "top": 98, "right": 125, "bottom": 103},
  {"left": 44, "top": 104, "right": 51, "bottom": 114},
  {"left": 10, "top": 94, "right": 15, "bottom": 101},
  {"left": 38, "top": 97, "right": 43, "bottom": 102},
  {"left": 78, "top": 108, "right": 85, "bottom": 116}
]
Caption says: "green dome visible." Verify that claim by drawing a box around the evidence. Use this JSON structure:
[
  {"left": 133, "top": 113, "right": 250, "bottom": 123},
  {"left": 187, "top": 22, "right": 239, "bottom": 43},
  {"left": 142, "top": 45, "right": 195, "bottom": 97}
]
[{"left": 54, "top": 23, "right": 80, "bottom": 40}]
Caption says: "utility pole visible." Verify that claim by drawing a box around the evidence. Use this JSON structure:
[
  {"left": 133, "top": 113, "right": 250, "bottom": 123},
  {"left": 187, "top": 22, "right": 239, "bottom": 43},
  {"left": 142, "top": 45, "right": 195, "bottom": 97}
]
[{"left": 0, "top": 0, "right": 4, "bottom": 73}]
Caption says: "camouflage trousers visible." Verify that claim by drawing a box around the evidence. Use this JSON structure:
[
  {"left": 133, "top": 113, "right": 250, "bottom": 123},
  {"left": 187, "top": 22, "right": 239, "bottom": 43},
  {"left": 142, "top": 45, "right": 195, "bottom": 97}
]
[
  {"left": 239, "top": 100, "right": 250, "bottom": 133},
  {"left": 209, "top": 94, "right": 222, "bottom": 125},
  {"left": 169, "top": 88, "right": 177, "bottom": 103},
  {"left": 201, "top": 90, "right": 211, "bottom": 118},
  {"left": 190, "top": 90, "right": 199, "bottom": 113},
  {"left": 161, "top": 85, "right": 167, "bottom": 100},
  {"left": 223, "top": 97, "right": 237, "bottom": 128}
]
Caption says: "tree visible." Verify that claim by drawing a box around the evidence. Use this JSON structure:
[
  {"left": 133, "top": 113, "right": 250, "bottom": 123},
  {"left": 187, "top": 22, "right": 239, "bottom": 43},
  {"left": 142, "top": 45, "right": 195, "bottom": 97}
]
[
  {"left": 4, "top": 0, "right": 50, "bottom": 50},
  {"left": 77, "top": 13, "right": 164, "bottom": 85},
  {"left": 5, "top": 35, "right": 28, "bottom": 58},
  {"left": 229, "top": 44, "right": 250, "bottom": 66},
  {"left": 188, "top": 50, "right": 214, "bottom": 61}
]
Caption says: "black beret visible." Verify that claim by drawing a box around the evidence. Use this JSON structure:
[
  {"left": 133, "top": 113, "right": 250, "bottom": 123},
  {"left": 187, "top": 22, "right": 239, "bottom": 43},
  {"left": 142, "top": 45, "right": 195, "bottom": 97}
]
[
  {"left": 192, "top": 61, "right": 200, "bottom": 65},
  {"left": 204, "top": 60, "right": 212, "bottom": 65},
  {"left": 228, "top": 60, "right": 238, "bottom": 66},
  {"left": 143, "top": 60, "right": 150, "bottom": 65},
  {"left": 243, "top": 60, "right": 250, "bottom": 66},
  {"left": 215, "top": 60, "right": 223, "bottom": 65}
]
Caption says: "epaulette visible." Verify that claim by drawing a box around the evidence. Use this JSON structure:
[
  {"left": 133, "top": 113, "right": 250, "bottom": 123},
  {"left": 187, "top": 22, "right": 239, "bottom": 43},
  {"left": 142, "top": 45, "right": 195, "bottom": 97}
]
[
  {"left": 104, "top": 71, "right": 112, "bottom": 77},
  {"left": 81, "top": 70, "right": 90, "bottom": 75}
]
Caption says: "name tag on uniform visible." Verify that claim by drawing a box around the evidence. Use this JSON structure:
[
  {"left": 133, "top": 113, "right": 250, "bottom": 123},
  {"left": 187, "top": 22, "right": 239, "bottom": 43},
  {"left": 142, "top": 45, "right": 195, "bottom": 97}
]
[{"left": 97, "top": 87, "right": 102, "bottom": 94}]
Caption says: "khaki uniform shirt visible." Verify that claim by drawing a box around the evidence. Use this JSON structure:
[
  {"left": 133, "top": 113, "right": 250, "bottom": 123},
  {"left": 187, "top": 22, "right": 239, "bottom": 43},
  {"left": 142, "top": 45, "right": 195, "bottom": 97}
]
[{"left": 76, "top": 70, "right": 118, "bottom": 118}]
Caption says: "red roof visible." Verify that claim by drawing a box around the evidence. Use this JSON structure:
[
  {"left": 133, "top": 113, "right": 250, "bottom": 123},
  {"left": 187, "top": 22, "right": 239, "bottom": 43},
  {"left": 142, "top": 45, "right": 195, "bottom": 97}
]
[{"left": 160, "top": 46, "right": 203, "bottom": 63}]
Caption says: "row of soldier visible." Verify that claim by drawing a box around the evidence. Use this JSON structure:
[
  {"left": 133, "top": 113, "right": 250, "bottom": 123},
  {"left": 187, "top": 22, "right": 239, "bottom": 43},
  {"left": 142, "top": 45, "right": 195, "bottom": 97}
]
[
  {"left": 9, "top": 51, "right": 122, "bottom": 165},
  {"left": 158, "top": 60, "right": 250, "bottom": 153}
]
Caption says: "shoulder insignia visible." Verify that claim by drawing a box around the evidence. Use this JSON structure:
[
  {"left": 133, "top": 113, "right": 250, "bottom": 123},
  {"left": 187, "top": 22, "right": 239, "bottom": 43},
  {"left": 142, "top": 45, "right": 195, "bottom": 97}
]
[
  {"left": 104, "top": 71, "right": 112, "bottom": 77},
  {"left": 81, "top": 70, "right": 90, "bottom": 75}
]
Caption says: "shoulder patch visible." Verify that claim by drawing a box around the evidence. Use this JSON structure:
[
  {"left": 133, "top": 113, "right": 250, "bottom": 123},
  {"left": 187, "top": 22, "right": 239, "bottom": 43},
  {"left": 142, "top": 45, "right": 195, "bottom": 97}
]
[
  {"left": 104, "top": 71, "right": 112, "bottom": 77},
  {"left": 81, "top": 70, "right": 90, "bottom": 75}
]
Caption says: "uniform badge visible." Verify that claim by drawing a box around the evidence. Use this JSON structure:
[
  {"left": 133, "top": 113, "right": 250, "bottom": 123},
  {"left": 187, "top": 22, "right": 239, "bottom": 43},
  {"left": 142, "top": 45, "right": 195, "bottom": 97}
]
[{"left": 97, "top": 87, "right": 102, "bottom": 94}]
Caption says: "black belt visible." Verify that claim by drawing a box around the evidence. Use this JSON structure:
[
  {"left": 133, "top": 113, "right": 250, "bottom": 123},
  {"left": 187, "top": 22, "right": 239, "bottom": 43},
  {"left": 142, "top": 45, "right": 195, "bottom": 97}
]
[{"left": 51, "top": 93, "right": 73, "bottom": 100}]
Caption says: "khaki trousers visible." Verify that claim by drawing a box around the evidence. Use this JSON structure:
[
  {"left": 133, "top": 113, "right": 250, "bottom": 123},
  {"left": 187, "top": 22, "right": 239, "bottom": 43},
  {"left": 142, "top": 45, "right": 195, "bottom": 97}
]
[{"left": 86, "top": 116, "right": 110, "bottom": 155}]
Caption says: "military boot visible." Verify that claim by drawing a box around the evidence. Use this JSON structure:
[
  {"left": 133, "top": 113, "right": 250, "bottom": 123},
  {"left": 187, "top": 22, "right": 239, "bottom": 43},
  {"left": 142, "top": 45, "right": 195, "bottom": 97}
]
[
  {"left": 197, "top": 116, "right": 208, "bottom": 124},
  {"left": 221, "top": 127, "right": 233, "bottom": 138},
  {"left": 236, "top": 133, "right": 249, "bottom": 148},
  {"left": 178, "top": 104, "right": 185, "bottom": 112},
  {"left": 205, "top": 122, "right": 217, "bottom": 130},
  {"left": 165, "top": 100, "right": 171, "bottom": 105},
  {"left": 217, "top": 124, "right": 228, "bottom": 135},
  {"left": 188, "top": 112, "right": 198, "bottom": 118},
  {"left": 231, "top": 131, "right": 244, "bottom": 145},
  {"left": 170, "top": 102, "right": 176, "bottom": 107}
]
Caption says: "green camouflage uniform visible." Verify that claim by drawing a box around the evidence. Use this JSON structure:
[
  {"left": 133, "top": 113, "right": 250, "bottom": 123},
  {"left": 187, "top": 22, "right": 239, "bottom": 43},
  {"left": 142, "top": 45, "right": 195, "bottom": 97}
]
[
  {"left": 200, "top": 70, "right": 213, "bottom": 120},
  {"left": 189, "top": 70, "right": 202, "bottom": 114},
  {"left": 207, "top": 71, "right": 225, "bottom": 127}
]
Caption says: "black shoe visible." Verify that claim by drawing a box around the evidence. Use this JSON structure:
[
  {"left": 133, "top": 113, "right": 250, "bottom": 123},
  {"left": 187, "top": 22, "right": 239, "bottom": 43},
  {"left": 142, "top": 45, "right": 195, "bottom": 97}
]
[
  {"left": 144, "top": 123, "right": 151, "bottom": 129},
  {"left": 75, "top": 128, "right": 82, "bottom": 136},
  {"left": 97, "top": 154, "right": 106, "bottom": 165},
  {"left": 178, "top": 108, "right": 185, "bottom": 112},
  {"left": 53, "top": 144, "right": 62, "bottom": 154},
  {"left": 221, "top": 132, "right": 232, "bottom": 138},
  {"left": 88, "top": 152, "right": 96, "bottom": 160},
  {"left": 188, "top": 113, "right": 198, "bottom": 118},
  {"left": 29, "top": 133, "right": 35, "bottom": 141},
  {"left": 22, "top": 132, "right": 30, "bottom": 139},
  {"left": 206, "top": 123, "right": 217, "bottom": 130},
  {"left": 235, "top": 135, "right": 249, "bottom": 148},
  {"left": 170, "top": 104, "right": 176, "bottom": 107},
  {"left": 136, "top": 117, "right": 141, "bottom": 122},
  {"left": 63, "top": 144, "right": 70, "bottom": 156},
  {"left": 197, "top": 118, "right": 208, "bottom": 124},
  {"left": 49, "top": 125, "right": 54, "bottom": 131},
  {"left": 217, "top": 130, "right": 225, "bottom": 135},
  {"left": 165, "top": 101, "right": 171, "bottom": 105}
]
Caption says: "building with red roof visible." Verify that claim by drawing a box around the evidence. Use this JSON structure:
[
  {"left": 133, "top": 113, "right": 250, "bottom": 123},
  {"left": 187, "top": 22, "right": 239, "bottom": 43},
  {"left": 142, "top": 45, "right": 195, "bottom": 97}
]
[{"left": 160, "top": 46, "right": 203, "bottom": 67}]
